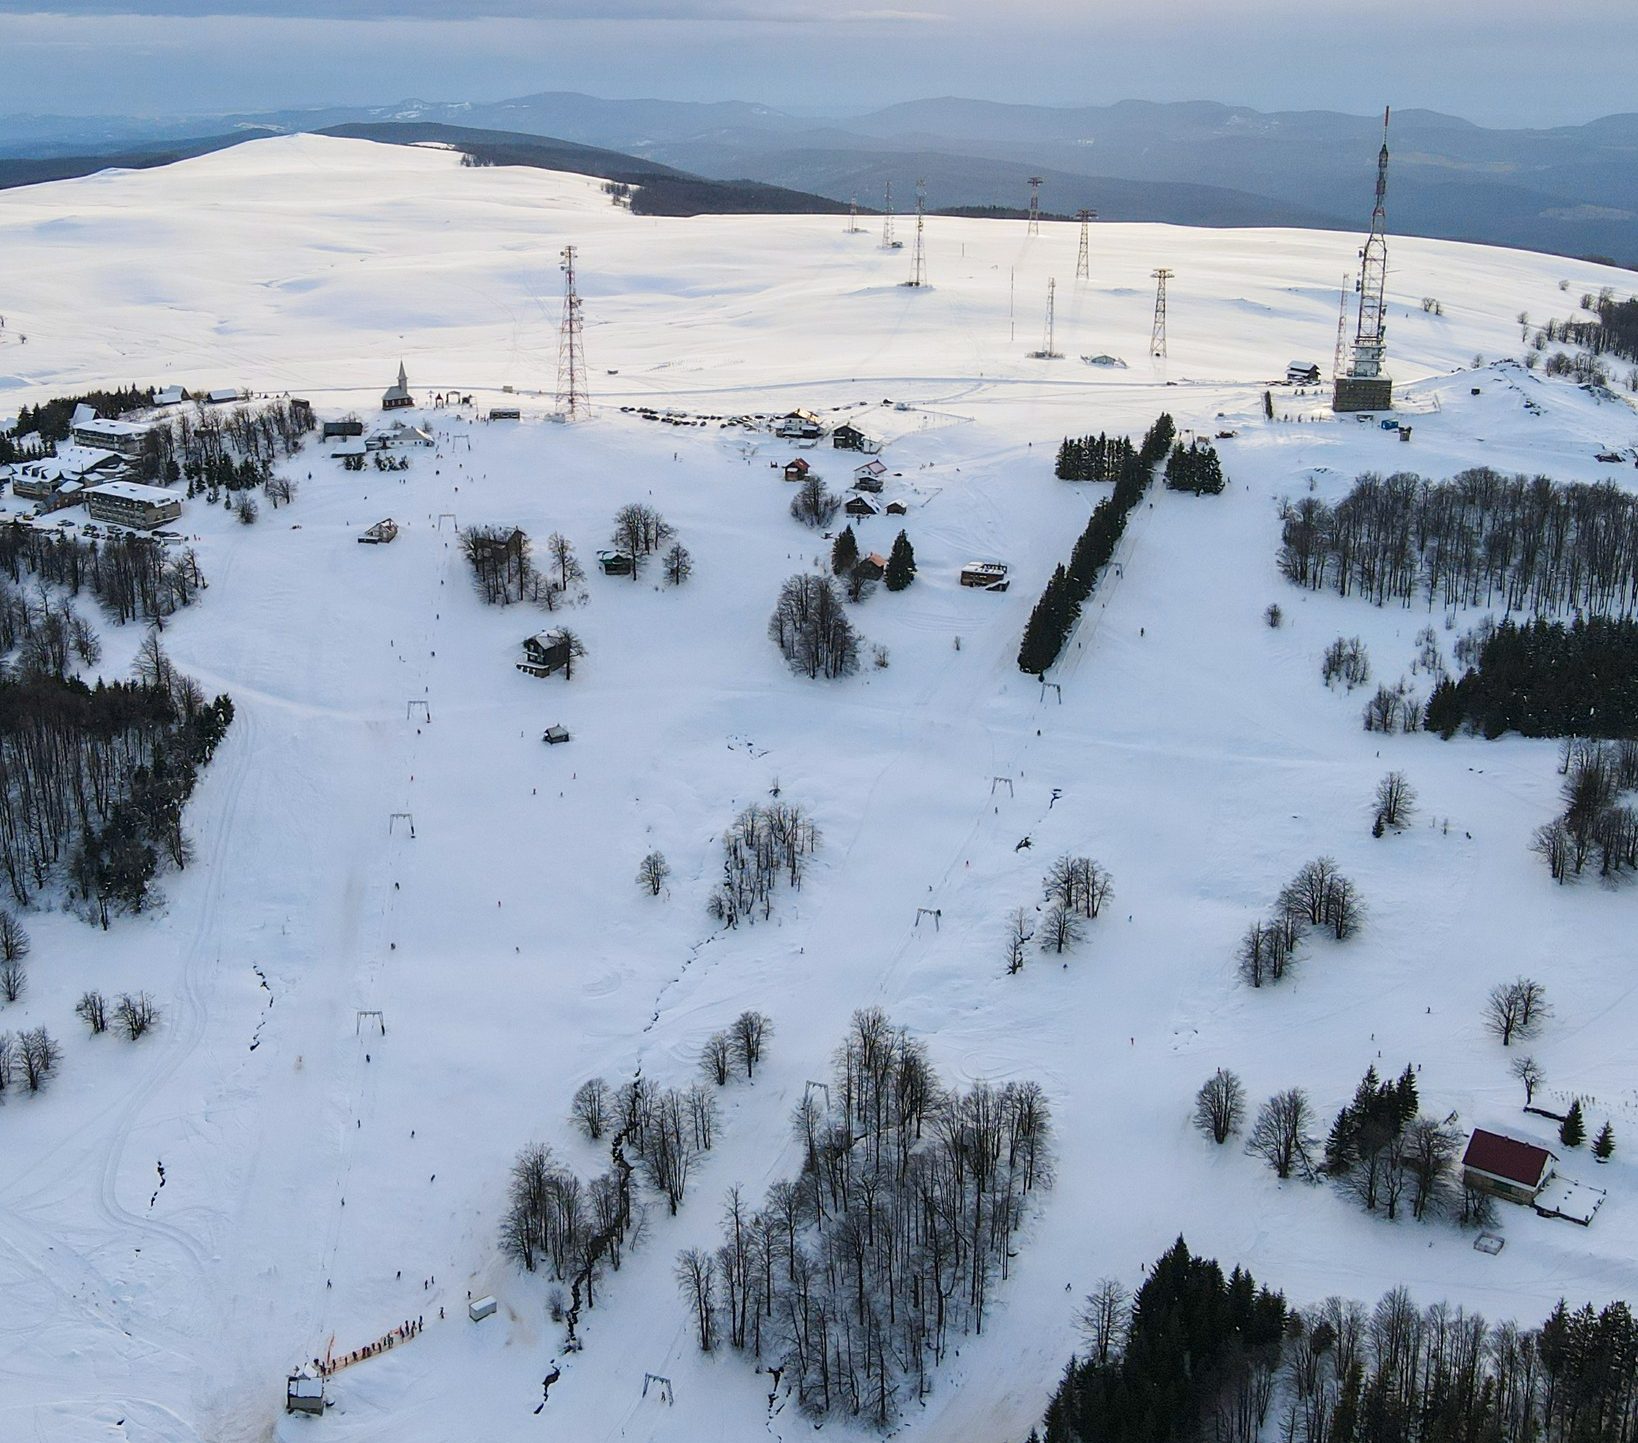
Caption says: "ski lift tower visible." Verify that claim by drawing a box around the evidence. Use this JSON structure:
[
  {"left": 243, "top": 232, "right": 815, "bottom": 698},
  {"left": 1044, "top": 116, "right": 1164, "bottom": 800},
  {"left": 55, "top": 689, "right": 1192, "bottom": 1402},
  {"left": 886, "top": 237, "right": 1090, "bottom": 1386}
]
[{"left": 1333, "top": 108, "right": 1394, "bottom": 413}]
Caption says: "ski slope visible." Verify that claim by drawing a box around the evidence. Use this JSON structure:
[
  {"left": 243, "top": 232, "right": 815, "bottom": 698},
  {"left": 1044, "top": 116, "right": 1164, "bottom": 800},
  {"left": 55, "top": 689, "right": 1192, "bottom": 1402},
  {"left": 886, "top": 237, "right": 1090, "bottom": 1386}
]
[{"left": 0, "top": 135, "right": 1635, "bottom": 1443}]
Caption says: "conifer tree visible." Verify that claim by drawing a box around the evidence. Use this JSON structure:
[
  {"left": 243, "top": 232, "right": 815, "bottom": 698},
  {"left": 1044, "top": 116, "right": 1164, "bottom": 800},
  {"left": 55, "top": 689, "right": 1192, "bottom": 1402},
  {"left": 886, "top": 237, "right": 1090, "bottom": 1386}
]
[
  {"left": 884, "top": 530, "right": 916, "bottom": 591},
  {"left": 1593, "top": 1120, "right": 1615, "bottom": 1161},
  {"left": 830, "top": 525, "right": 859, "bottom": 577},
  {"left": 1560, "top": 1097, "right": 1585, "bottom": 1148}
]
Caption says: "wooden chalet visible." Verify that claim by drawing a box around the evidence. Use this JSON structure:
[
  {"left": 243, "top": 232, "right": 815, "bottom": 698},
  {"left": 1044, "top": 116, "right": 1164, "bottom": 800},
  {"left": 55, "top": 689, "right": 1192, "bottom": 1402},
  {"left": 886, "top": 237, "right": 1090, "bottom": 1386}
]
[
  {"left": 856, "top": 552, "right": 887, "bottom": 581},
  {"left": 852, "top": 459, "right": 888, "bottom": 492},
  {"left": 885, "top": 499, "right": 909, "bottom": 516},
  {"left": 597, "top": 549, "right": 635, "bottom": 576},
  {"left": 832, "top": 422, "right": 879, "bottom": 453},
  {"left": 519, "top": 630, "right": 573, "bottom": 678},
  {"left": 960, "top": 561, "right": 1010, "bottom": 590},
  {"left": 777, "top": 408, "right": 823, "bottom": 439},
  {"left": 844, "top": 494, "right": 879, "bottom": 518},
  {"left": 782, "top": 457, "right": 811, "bottom": 482},
  {"left": 1462, "top": 1129, "right": 1556, "bottom": 1206}
]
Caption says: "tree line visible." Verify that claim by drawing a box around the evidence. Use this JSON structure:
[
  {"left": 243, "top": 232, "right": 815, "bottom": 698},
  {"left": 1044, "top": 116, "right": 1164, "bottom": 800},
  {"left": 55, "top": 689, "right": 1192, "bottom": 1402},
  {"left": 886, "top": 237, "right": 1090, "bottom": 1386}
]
[
  {"left": 1019, "top": 413, "right": 1175, "bottom": 675},
  {"left": 681, "top": 1008, "right": 1053, "bottom": 1426},
  {"left": 1280, "top": 470, "right": 1638, "bottom": 618},
  {"left": 0, "top": 523, "right": 204, "bottom": 626},
  {"left": 1041, "top": 1239, "right": 1638, "bottom": 1443},
  {"left": 1054, "top": 432, "right": 1135, "bottom": 482},
  {"left": 1531, "top": 738, "right": 1638, "bottom": 884},
  {"left": 1426, "top": 617, "right": 1638, "bottom": 740},
  {"left": 1538, "top": 291, "right": 1638, "bottom": 365},
  {"left": 1163, "top": 439, "right": 1225, "bottom": 495}
]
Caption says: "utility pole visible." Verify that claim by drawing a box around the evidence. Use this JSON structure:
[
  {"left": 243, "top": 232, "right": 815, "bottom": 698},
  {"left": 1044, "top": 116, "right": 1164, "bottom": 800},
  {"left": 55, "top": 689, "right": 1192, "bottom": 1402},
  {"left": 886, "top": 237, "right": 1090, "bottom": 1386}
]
[
  {"left": 1150, "top": 267, "right": 1173, "bottom": 359},
  {"left": 556, "top": 244, "right": 587, "bottom": 419}
]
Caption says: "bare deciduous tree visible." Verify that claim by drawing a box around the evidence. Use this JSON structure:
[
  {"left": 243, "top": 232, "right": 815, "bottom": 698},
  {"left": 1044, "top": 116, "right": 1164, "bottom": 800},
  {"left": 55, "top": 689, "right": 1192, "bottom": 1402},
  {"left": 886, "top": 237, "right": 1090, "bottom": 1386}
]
[
  {"left": 1039, "top": 901, "right": 1083, "bottom": 956},
  {"left": 1373, "top": 771, "right": 1417, "bottom": 832},
  {"left": 675, "top": 1246, "right": 717, "bottom": 1350},
  {"left": 663, "top": 542, "right": 693, "bottom": 587},
  {"left": 570, "top": 1077, "right": 611, "bottom": 1141},
  {"left": 1485, "top": 977, "right": 1550, "bottom": 1046},
  {"left": 1004, "top": 906, "right": 1032, "bottom": 974},
  {"left": 18, "top": 1026, "right": 60, "bottom": 1092},
  {"left": 75, "top": 989, "right": 108, "bottom": 1035},
  {"left": 767, "top": 574, "right": 860, "bottom": 680},
  {"left": 0, "top": 959, "right": 23, "bottom": 1003},
  {"left": 545, "top": 532, "right": 584, "bottom": 592},
  {"left": 1509, "top": 1054, "right": 1544, "bottom": 1106},
  {"left": 1194, "top": 1068, "right": 1247, "bottom": 1144},
  {"left": 115, "top": 991, "right": 157, "bottom": 1040},
  {"left": 637, "top": 850, "right": 670, "bottom": 896},
  {"left": 701, "top": 1031, "right": 733, "bottom": 1087},
  {"left": 729, "top": 1010, "right": 770, "bottom": 1079},
  {"left": 789, "top": 475, "right": 840, "bottom": 529},
  {"left": 0, "top": 909, "right": 30, "bottom": 962},
  {"left": 1077, "top": 1277, "right": 1131, "bottom": 1364},
  {"left": 611, "top": 503, "right": 675, "bottom": 572},
  {"left": 1247, "top": 1088, "right": 1315, "bottom": 1180}
]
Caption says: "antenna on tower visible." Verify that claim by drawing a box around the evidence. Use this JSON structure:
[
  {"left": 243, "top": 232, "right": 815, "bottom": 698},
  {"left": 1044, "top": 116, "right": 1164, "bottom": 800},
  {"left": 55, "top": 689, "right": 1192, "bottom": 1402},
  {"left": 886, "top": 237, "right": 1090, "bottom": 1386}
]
[
  {"left": 881, "top": 180, "right": 898, "bottom": 250},
  {"left": 556, "top": 244, "right": 588, "bottom": 420},
  {"left": 1150, "top": 268, "right": 1173, "bottom": 358},
  {"left": 1028, "top": 277, "right": 1062, "bottom": 358},
  {"left": 904, "top": 178, "right": 928, "bottom": 287},
  {"left": 1074, "top": 209, "right": 1096, "bottom": 280},
  {"left": 1334, "top": 107, "right": 1394, "bottom": 412},
  {"left": 847, "top": 195, "right": 861, "bottom": 235},
  {"left": 1333, "top": 272, "right": 1351, "bottom": 380},
  {"left": 1027, "top": 177, "right": 1043, "bottom": 237}
]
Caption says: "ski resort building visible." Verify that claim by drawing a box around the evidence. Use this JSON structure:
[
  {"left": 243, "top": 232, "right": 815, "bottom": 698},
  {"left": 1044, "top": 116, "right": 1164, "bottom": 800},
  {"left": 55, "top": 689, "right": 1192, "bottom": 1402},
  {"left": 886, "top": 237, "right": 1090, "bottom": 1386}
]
[
  {"left": 153, "top": 385, "right": 189, "bottom": 406},
  {"left": 70, "top": 415, "right": 156, "bottom": 458},
  {"left": 84, "top": 480, "right": 184, "bottom": 530},
  {"left": 777, "top": 409, "right": 822, "bottom": 439},
  {"left": 286, "top": 1372, "right": 324, "bottom": 1415},
  {"left": 1462, "top": 1129, "right": 1555, "bottom": 1206},
  {"left": 960, "top": 561, "right": 1010, "bottom": 590},
  {"left": 832, "top": 423, "right": 879, "bottom": 452},
  {"left": 844, "top": 495, "right": 879, "bottom": 518},
  {"left": 853, "top": 459, "right": 888, "bottom": 491},
  {"left": 323, "top": 419, "right": 364, "bottom": 440},
  {"left": 382, "top": 361, "right": 414, "bottom": 411},
  {"left": 1286, "top": 361, "right": 1322, "bottom": 385},
  {"left": 10, "top": 446, "right": 122, "bottom": 503},
  {"left": 518, "top": 630, "right": 573, "bottom": 677}
]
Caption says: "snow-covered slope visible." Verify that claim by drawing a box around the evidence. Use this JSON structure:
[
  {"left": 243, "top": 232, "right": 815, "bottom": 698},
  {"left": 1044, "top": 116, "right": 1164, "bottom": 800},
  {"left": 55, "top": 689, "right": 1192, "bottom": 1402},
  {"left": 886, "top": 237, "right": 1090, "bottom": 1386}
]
[{"left": 0, "top": 135, "right": 1634, "bottom": 1443}]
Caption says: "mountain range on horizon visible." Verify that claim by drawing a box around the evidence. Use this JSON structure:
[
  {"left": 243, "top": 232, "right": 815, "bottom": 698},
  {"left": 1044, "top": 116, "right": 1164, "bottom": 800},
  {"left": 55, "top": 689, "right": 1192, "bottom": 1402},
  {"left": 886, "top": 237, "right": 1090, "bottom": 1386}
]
[{"left": 2, "top": 91, "right": 1634, "bottom": 266}]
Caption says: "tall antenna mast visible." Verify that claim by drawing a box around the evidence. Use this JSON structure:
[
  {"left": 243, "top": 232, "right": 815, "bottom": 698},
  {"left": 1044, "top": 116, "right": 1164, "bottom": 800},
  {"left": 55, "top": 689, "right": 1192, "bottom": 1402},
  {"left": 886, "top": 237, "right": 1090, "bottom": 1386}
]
[
  {"left": 1074, "top": 209, "right": 1096, "bottom": 280},
  {"left": 1027, "top": 177, "right": 1043, "bottom": 237},
  {"left": 556, "top": 244, "right": 587, "bottom": 419},
  {"left": 905, "top": 178, "right": 927, "bottom": 287},
  {"left": 1150, "top": 268, "right": 1173, "bottom": 358},
  {"left": 1028, "top": 277, "right": 1062, "bottom": 358},
  {"left": 1333, "top": 107, "right": 1394, "bottom": 411},
  {"left": 881, "top": 180, "right": 896, "bottom": 250},
  {"left": 847, "top": 195, "right": 861, "bottom": 234},
  {"left": 1333, "top": 272, "right": 1351, "bottom": 380}
]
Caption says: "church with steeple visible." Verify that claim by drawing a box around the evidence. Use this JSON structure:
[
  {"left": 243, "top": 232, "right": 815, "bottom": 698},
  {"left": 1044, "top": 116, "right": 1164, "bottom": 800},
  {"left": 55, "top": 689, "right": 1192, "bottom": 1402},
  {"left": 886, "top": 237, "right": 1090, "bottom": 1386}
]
[{"left": 382, "top": 361, "right": 414, "bottom": 411}]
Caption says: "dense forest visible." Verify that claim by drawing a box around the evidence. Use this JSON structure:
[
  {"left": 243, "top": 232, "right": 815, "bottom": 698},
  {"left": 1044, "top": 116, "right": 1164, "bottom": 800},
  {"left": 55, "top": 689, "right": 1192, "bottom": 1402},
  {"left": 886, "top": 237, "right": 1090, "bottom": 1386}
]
[
  {"left": 1163, "top": 439, "right": 1225, "bottom": 495},
  {"left": 1019, "top": 414, "right": 1174, "bottom": 674},
  {"left": 1426, "top": 617, "right": 1638, "bottom": 740},
  {"left": 687, "top": 1008, "right": 1053, "bottom": 1426},
  {"left": 1280, "top": 471, "right": 1638, "bottom": 617},
  {"left": 1038, "top": 1240, "right": 1638, "bottom": 1443}
]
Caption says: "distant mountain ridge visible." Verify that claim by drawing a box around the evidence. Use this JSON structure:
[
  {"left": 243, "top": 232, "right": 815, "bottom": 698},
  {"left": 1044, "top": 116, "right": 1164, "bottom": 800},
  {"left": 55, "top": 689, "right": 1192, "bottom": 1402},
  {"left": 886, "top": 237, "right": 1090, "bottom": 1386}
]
[{"left": 1, "top": 92, "right": 1634, "bottom": 263}]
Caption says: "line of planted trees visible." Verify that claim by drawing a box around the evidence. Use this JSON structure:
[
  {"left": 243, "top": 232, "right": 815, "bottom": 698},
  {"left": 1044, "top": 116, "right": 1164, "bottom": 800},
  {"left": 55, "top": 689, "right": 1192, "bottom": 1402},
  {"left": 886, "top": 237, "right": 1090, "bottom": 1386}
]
[
  {"left": 1280, "top": 470, "right": 1638, "bottom": 617},
  {"left": 1038, "top": 1237, "right": 1638, "bottom": 1443},
  {"left": 1018, "top": 413, "right": 1175, "bottom": 675},
  {"left": 681, "top": 1008, "right": 1053, "bottom": 1427}
]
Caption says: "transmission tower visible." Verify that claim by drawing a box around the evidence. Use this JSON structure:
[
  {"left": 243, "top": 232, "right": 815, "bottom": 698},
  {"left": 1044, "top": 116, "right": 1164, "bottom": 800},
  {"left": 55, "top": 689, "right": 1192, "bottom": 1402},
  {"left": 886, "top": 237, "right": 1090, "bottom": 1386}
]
[
  {"left": 1333, "top": 272, "right": 1351, "bottom": 380},
  {"left": 881, "top": 180, "right": 897, "bottom": 250},
  {"left": 1074, "top": 208, "right": 1096, "bottom": 280},
  {"left": 846, "top": 195, "right": 861, "bottom": 234},
  {"left": 556, "top": 244, "right": 588, "bottom": 419},
  {"left": 1027, "top": 177, "right": 1043, "bottom": 236},
  {"left": 1333, "top": 108, "right": 1394, "bottom": 411},
  {"left": 1029, "top": 277, "right": 1062, "bottom": 358},
  {"left": 1150, "top": 267, "right": 1173, "bottom": 358},
  {"left": 905, "top": 178, "right": 927, "bottom": 287}
]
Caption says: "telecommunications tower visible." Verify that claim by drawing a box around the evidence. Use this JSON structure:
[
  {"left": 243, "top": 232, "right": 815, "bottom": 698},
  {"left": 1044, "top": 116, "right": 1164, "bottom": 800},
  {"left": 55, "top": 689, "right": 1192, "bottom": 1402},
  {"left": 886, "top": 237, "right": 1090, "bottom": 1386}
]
[
  {"left": 1150, "top": 268, "right": 1173, "bottom": 358},
  {"left": 1028, "top": 278, "right": 1062, "bottom": 358},
  {"left": 905, "top": 178, "right": 928, "bottom": 287},
  {"left": 556, "top": 244, "right": 588, "bottom": 420},
  {"left": 847, "top": 195, "right": 861, "bottom": 234},
  {"left": 1333, "top": 108, "right": 1393, "bottom": 412},
  {"left": 882, "top": 180, "right": 898, "bottom": 250},
  {"left": 1074, "top": 209, "right": 1096, "bottom": 281},
  {"left": 1027, "top": 177, "right": 1043, "bottom": 237},
  {"left": 1333, "top": 273, "right": 1351, "bottom": 380}
]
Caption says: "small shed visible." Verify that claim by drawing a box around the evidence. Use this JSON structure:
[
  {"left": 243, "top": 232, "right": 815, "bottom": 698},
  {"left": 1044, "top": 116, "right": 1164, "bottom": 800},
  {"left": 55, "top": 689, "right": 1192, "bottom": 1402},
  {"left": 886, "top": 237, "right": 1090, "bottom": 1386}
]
[
  {"left": 519, "top": 630, "right": 572, "bottom": 677},
  {"left": 203, "top": 387, "right": 243, "bottom": 405},
  {"left": 542, "top": 726, "right": 571, "bottom": 745},
  {"left": 286, "top": 1371, "right": 325, "bottom": 1415},
  {"left": 597, "top": 549, "right": 634, "bottom": 576},
  {"left": 470, "top": 1294, "right": 499, "bottom": 1321},
  {"left": 856, "top": 552, "right": 887, "bottom": 581},
  {"left": 782, "top": 457, "right": 811, "bottom": 482},
  {"left": 1462, "top": 1129, "right": 1555, "bottom": 1206},
  {"left": 358, "top": 518, "right": 398, "bottom": 544},
  {"left": 489, "top": 407, "right": 521, "bottom": 421},
  {"left": 884, "top": 499, "right": 909, "bottom": 516},
  {"left": 154, "top": 385, "right": 190, "bottom": 407},
  {"left": 1286, "top": 361, "right": 1322, "bottom": 385},
  {"left": 844, "top": 495, "right": 879, "bottom": 518}
]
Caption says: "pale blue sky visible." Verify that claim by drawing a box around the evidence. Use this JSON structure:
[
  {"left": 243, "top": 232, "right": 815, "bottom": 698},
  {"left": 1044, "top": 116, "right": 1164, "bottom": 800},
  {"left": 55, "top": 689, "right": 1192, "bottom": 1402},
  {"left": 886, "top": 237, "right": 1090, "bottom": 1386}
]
[{"left": 0, "top": 2, "right": 1629, "bottom": 126}]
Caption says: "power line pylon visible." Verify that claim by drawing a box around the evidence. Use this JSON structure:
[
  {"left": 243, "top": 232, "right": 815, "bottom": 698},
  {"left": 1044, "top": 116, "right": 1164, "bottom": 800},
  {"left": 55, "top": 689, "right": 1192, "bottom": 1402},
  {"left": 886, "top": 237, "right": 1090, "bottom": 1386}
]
[
  {"left": 905, "top": 178, "right": 927, "bottom": 287},
  {"left": 556, "top": 244, "right": 588, "bottom": 419},
  {"left": 1074, "top": 208, "right": 1096, "bottom": 280},
  {"left": 881, "top": 180, "right": 896, "bottom": 250},
  {"left": 846, "top": 195, "right": 861, "bottom": 234},
  {"left": 1027, "top": 176, "right": 1043, "bottom": 237},
  {"left": 1150, "top": 267, "right": 1173, "bottom": 358}
]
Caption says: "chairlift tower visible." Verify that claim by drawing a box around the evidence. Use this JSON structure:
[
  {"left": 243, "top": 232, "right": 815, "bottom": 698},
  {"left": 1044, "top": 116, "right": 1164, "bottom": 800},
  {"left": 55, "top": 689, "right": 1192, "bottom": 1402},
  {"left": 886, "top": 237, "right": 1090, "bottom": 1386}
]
[
  {"left": 1333, "top": 108, "right": 1394, "bottom": 412},
  {"left": 1074, "top": 209, "right": 1096, "bottom": 281},
  {"left": 905, "top": 179, "right": 928, "bottom": 287},
  {"left": 881, "top": 180, "right": 897, "bottom": 250},
  {"left": 556, "top": 245, "right": 588, "bottom": 420},
  {"left": 1150, "top": 268, "right": 1173, "bottom": 358},
  {"left": 1027, "top": 177, "right": 1043, "bottom": 237}
]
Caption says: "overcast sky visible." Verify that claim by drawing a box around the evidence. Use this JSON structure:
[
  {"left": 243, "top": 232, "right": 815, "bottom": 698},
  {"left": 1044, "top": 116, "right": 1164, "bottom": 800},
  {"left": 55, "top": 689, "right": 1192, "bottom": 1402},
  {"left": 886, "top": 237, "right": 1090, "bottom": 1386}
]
[{"left": 0, "top": 1, "right": 1631, "bottom": 126}]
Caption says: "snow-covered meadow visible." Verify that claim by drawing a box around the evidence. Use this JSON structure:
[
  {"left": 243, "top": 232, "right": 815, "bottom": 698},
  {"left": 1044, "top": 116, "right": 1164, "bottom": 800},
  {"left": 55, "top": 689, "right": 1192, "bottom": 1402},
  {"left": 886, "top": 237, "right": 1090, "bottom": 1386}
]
[{"left": 0, "top": 135, "right": 1635, "bottom": 1443}]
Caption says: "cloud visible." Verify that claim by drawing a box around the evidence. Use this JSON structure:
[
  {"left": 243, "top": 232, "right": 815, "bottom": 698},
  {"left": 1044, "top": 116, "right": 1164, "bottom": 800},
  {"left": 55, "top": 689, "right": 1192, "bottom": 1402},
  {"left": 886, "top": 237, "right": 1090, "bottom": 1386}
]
[{"left": 0, "top": 0, "right": 942, "bottom": 16}]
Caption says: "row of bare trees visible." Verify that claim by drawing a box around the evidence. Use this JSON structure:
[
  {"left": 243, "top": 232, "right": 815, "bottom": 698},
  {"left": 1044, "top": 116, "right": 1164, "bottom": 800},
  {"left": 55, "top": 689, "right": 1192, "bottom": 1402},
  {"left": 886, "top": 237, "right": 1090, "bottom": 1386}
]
[
  {"left": 0, "top": 1026, "right": 60, "bottom": 1093},
  {"left": 700, "top": 1010, "right": 772, "bottom": 1085},
  {"left": 0, "top": 523, "right": 204, "bottom": 626},
  {"left": 683, "top": 1009, "right": 1053, "bottom": 1426},
  {"left": 707, "top": 801, "right": 819, "bottom": 927},
  {"left": 1281, "top": 469, "right": 1638, "bottom": 618}
]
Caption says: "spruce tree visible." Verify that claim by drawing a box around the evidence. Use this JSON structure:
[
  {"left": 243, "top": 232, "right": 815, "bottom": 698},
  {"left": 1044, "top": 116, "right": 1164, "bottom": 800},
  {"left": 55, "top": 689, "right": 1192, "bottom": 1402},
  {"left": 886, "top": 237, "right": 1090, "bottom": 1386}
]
[
  {"left": 1394, "top": 1065, "right": 1419, "bottom": 1125},
  {"left": 1593, "top": 1121, "right": 1615, "bottom": 1161},
  {"left": 884, "top": 530, "right": 916, "bottom": 591},
  {"left": 830, "top": 525, "right": 859, "bottom": 577},
  {"left": 1560, "top": 1098, "right": 1585, "bottom": 1148}
]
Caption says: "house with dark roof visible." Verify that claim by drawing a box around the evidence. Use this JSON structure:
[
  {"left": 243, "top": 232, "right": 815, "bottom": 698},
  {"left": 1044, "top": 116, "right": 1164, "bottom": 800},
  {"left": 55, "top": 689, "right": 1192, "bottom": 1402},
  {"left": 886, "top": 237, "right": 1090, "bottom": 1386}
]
[
  {"left": 1462, "top": 1128, "right": 1556, "bottom": 1206},
  {"left": 782, "top": 457, "right": 811, "bottom": 482}
]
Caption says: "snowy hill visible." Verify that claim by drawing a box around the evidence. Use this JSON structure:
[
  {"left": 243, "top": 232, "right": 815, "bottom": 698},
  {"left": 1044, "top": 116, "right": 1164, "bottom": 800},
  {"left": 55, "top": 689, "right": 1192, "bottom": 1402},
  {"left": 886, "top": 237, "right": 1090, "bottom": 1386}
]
[{"left": 0, "top": 135, "right": 1634, "bottom": 1443}]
